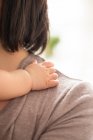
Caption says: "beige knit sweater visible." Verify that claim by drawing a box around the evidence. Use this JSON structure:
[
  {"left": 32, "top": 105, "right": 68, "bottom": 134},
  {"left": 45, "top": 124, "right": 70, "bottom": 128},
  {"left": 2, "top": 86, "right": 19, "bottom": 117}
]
[{"left": 0, "top": 54, "right": 93, "bottom": 140}]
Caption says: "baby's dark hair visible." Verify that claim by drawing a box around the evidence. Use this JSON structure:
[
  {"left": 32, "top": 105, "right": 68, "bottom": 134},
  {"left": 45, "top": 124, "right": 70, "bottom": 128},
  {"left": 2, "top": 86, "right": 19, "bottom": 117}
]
[{"left": 0, "top": 0, "right": 49, "bottom": 54}]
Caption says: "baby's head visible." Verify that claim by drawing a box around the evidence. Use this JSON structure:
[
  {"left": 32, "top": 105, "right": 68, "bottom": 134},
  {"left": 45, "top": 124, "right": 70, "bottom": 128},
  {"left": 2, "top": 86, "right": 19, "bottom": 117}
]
[{"left": 0, "top": 0, "right": 49, "bottom": 54}]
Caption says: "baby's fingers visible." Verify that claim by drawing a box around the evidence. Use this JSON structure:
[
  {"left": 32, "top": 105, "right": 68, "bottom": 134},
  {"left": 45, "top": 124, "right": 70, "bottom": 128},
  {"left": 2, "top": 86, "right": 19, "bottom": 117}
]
[
  {"left": 46, "top": 73, "right": 59, "bottom": 88},
  {"left": 49, "top": 73, "right": 58, "bottom": 80},
  {"left": 42, "top": 61, "right": 54, "bottom": 68},
  {"left": 47, "top": 67, "right": 56, "bottom": 74},
  {"left": 48, "top": 80, "right": 59, "bottom": 88}
]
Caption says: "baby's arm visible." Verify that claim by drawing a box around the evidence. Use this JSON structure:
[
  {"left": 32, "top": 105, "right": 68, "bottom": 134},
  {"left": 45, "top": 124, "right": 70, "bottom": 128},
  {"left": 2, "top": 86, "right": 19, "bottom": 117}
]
[
  {"left": 0, "top": 61, "right": 59, "bottom": 100},
  {"left": 0, "top": 69, "right": 32, "bottom": 100}
]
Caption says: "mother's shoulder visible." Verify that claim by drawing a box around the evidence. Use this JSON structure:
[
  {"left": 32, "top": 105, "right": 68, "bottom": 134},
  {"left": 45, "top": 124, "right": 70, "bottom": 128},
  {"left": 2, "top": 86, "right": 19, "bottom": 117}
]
[{"left": 20, "top": 53, "right": 93, "bottom": 104}]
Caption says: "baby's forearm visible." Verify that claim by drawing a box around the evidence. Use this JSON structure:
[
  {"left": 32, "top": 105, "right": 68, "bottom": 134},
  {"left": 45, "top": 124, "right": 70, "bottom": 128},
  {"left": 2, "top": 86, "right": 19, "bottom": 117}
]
[{"left": 0, "top": 69, "right": 32, "bottom": 100}]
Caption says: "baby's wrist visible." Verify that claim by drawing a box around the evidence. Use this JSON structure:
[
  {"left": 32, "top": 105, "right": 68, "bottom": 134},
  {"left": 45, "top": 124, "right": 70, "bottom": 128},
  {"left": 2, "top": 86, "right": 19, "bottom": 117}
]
[{"left": 23, "top": 69, "right": 33, "bottom": 90}]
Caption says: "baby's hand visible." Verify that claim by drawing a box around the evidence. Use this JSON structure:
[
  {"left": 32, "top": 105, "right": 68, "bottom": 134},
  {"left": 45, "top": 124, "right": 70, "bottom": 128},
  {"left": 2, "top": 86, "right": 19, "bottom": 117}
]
[{"left": 25, "top": 60, "right": 59, "bottom": 90}]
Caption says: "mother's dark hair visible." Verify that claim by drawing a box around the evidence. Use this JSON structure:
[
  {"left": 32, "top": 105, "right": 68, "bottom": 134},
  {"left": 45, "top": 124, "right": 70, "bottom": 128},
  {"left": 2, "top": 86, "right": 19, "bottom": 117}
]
[{"left": 0, "top": 0, "right": 49, "bottom": 54}]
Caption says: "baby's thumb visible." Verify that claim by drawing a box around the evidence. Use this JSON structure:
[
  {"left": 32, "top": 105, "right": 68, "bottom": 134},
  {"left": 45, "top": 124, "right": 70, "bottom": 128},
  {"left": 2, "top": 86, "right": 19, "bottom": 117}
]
[
  {"left": 25, "top": 59, "right": 37, "bottom": 70},
  {"left": 32, "top": 59, "right": 37, "bottom": 64}
]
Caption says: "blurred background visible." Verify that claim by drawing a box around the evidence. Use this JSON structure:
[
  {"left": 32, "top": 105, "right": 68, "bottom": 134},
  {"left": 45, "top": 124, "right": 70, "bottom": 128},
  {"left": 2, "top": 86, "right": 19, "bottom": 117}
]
[{"left": 42, "top": 0, "right": 93, "bottom": 84}]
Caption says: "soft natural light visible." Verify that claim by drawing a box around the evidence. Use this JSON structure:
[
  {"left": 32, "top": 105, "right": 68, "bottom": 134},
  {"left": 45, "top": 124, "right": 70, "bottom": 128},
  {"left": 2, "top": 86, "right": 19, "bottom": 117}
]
[{"left": 44, "top": 0, "right": 93, "bottom": 84}]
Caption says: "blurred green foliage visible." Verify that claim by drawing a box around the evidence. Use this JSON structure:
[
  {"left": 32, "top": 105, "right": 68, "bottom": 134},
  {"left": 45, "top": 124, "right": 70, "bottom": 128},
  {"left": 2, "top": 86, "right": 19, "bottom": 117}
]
[{"left": 45, "top": 36, "right": 60, "bottom": 57}]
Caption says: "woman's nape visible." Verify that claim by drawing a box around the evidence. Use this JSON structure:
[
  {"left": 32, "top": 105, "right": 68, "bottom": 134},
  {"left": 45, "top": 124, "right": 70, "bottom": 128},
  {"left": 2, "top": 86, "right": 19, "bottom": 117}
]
[{"left": 0, "top": 44, "right": 29, "bottom": 71}]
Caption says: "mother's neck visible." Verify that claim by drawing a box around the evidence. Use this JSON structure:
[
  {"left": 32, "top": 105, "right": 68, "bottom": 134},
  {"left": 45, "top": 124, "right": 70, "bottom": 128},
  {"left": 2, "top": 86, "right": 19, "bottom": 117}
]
[{"left": 0, "top": 47, "right": 29, "bottom": 71}]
